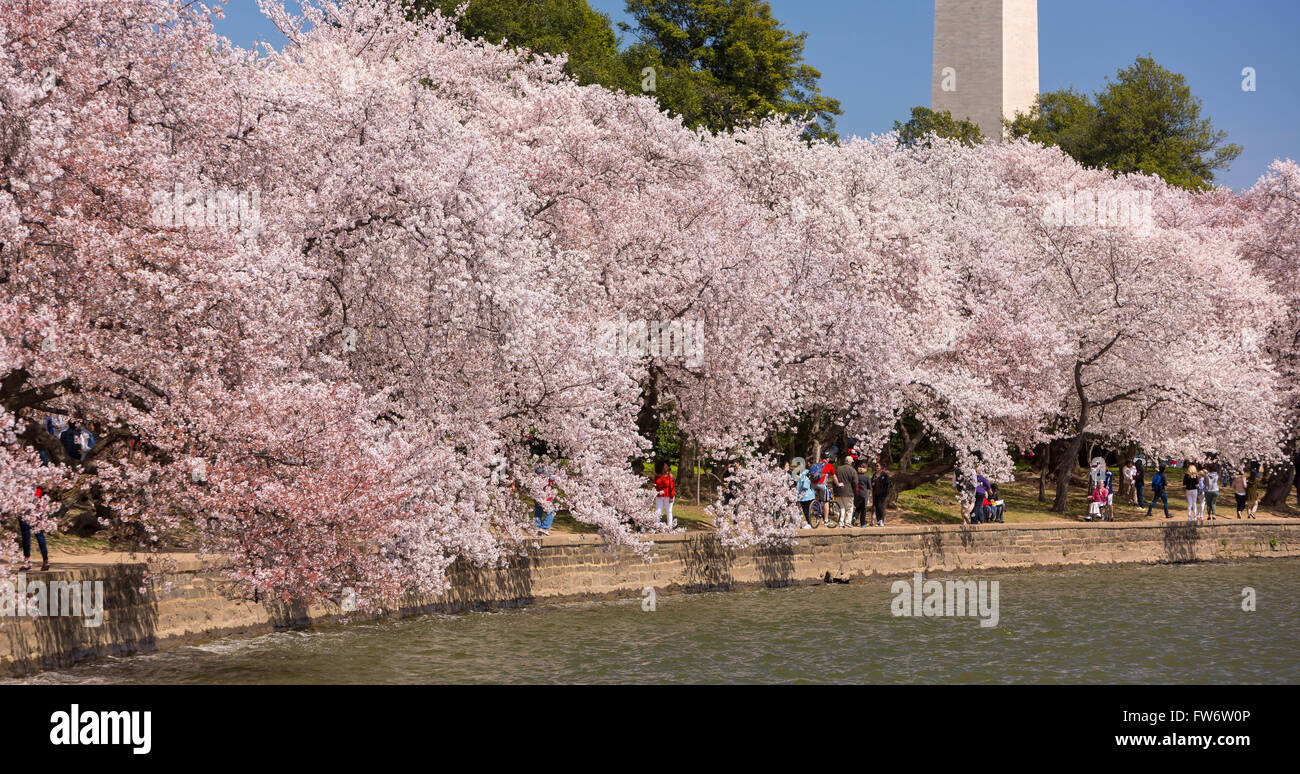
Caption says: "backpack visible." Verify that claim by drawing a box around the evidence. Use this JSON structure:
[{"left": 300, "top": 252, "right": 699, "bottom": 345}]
[{"left": 809, "top": 462, "right": 825, "bottom": 481}]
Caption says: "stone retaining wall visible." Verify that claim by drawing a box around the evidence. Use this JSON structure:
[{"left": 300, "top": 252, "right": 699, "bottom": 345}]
[{"left": 3, "top": 519, "right": 1298, "bottom": 677}]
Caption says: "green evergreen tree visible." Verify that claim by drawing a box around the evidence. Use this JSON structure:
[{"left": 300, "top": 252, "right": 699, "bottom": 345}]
[
  {"left": 894, "top": 106, "right": 984, "bottom": 149},
  {"left": 1008, "top": 56, "right": 1241, "bottom": 190}
]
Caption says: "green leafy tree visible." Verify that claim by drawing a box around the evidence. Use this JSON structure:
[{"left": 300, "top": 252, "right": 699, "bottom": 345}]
[
  {"left": 1008, "top": 56, "right": 1241, "bottom": 190},
  {"left": 1005, "top": 88, "right": 1098, "bottom": 154},
  {"left": 894, "top": 106, "right": 984, "bottom": 149},
  {"left": 621, "top": 0, "right": 842, "bottom": 140},
  {"left": 409, "top": 0, "right": 636, "bottom": 90}
]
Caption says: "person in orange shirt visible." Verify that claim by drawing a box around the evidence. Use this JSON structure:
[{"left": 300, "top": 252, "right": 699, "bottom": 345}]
[{"left": 655, "top": 462, "right": 677, "bottom": 530}]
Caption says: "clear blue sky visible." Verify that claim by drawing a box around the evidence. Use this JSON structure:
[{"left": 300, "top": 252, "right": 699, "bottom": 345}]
[{"left": 215, "top": 0, "right": 1298, "bottom": 191}]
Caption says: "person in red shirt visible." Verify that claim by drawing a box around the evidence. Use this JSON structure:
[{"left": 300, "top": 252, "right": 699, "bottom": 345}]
[
  {"left": 813, "top": 456, "right": 839, "bottom": 502},
  {"left": 655, "top": 462, "right": 677, "bottom": 530}
]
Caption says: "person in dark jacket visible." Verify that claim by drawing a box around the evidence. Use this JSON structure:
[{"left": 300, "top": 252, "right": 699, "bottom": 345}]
[
  {"left": 971, "top": 471, "right": 992, "bottom": 524},
  {"left": 1145, "top": 464, "right": 1171, "bottom": 519},
  {"left": 853, "top": 462, "right": 870, "bottom": 527},
  {"left": 59, "top": 420, "right": 83, "bottom": 462},
  {"left": 833, "top": 458, "right": 858, "bottom": 526},
  {"left": 871, "top": 462, "right": 891, "bottom": 526},
  {"left": 1133, "top": 460, "right": 1146, "bottom": 508}
]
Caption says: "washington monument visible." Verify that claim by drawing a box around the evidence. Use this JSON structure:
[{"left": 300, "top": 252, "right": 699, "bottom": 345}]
[{"left": 932, "top": 0, "right": 1039, "bottom": 139}]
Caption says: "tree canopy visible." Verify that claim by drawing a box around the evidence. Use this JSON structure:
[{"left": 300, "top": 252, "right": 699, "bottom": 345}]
[
  {"left": 894, "top": 106, "right": 984, "bottom": 149},
  {"left": 1008, "top": 56, "right": 1241, "bottom": 190},
  {"left": 411, "top": 0, "right": 842, "bottom": 140},
  {"left": 408, "top": 0, "right": 635, "bottom": 89},
  {"left": 621, "top": 0, "right": 842, "bottom": 140}
]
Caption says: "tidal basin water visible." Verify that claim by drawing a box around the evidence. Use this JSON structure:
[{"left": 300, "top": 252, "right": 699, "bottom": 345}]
[{"left": 14, "top": 559, "right": 1300, "bottom": 684}]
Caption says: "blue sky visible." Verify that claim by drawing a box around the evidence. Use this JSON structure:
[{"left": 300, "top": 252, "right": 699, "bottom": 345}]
[{"left": 215, "top": 0, "right": 1299, "bottom": 191}]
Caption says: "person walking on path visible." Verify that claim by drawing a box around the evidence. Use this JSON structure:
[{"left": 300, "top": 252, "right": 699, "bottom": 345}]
[
  {"left": 1232, "top": 468, "right": 1249, "bottom": 518},
  {"left": 17, "top": 488, "right": 50, "bottom": 572},
  {"left": 1145, "top": 464, "right": 1171, "bottom": 519},
  {"left": 654, "top": 462, "right": 676, "bottom": 530},
  {"left": 1245, "top": 472, "right": 1263, "bottom": 519}
]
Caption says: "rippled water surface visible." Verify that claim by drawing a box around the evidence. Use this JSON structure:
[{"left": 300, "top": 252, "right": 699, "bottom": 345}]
[{"left": 13, "top": 560, "right": 1300, "bottom": 684}]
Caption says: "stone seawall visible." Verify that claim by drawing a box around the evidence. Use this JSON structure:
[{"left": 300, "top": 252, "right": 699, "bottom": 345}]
[{"left": 3, "top": 519, "right": 1298, "bottom": 677}]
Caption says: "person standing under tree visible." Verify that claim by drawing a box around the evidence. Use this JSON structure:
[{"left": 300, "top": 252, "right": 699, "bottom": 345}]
[
  {"left": 972, "top": 470, "right": 993, "bottom": 524},
  {"left": 1103, "top": 467, "right": 1116, "bottom": 521},
  {"left": 795, "top": 466, "right": 814, "bottom": 528},
  {"left": 1122, "top": 460, "right": 1137, "bottom": 505},
  {"left": 954, "top": 468, "right": 976, "bottom": 523},
  {"left": 1184, "top": 464, "right": 1202, "bottom": 521},
  {"left": 871, "top": 462, "right": 892, "bottom": 527},
  {"left": 654, "top": 462, "right": 677, "bottom": 530},
  {"left": 833, "top": 456, "right": 858, "bottom": 527},
  {"left": 853, "top": 461, "right": 870, "bottom": 528},
  {"left": 1133, "top": 459, "right": 1147, "bottom": 509},
  {"left": 533, "top": 466, "right": 556, "bottom": 535},
  {"left": 1202, "top": 463, "right": 1221, "bottom": 520},
  {"left": 59, "top": 419, "right": 84, "bottom": 463}
]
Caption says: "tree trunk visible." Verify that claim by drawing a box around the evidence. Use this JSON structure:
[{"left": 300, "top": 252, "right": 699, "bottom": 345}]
[
  {"left": 635, "top": 371, "right": 659, "bottom": 472},
  {"left": 1052, "top": 433, "right": 1087, "bottom": 512},
  {"left": 677, "top": 437, "right": 696, "bottom": 501},
  {"left": 1261, "top": 460, "right": 1296, "bottom": 507},
  {"left": 897, "top": 423, "right": 923, "bottom": 472},
  {"left": 1053, "top": 360, "right": 1092, "bottom": 513}
]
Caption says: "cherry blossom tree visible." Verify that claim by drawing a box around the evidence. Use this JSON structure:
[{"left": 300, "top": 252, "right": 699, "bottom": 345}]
[
  {"left": 1, "top": 0, "right": 1291, "bottom": 597},
  {"left": 992, "top": 141, "right": 1284, "bottom": 510},
  {"left": 1241, "top": 160, "right": 1300, "bottom": 504}
]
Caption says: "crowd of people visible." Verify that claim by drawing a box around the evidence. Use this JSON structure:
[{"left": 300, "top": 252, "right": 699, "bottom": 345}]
[
  {"left": 636, "top": 448, "right": 896, "bottom": 533},
  {"left": 787, "top": 451, "right": 893, "bottom": 528},
  {"left": 1107, "top": 457, "right": 1268, "bottom": 521},
  {"left": 951, "top": 455, "right": 1280, "bottom": 526},
  {"left": 953, "top": 469, "right": 1005, "bottom": 524}
]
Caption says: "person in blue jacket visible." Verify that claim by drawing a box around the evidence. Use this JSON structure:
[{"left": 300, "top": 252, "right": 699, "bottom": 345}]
[
  {"left": 795, "top": 467, "right": 815, "bottom": 527},
  {"left": 1145, "top": 464, "right": 1172, "bottom": 519}
]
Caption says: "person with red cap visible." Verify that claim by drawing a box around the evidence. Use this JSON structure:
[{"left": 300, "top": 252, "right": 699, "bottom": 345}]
[{"left": 18, "top": 487, "right": 50, "bottom": 572}]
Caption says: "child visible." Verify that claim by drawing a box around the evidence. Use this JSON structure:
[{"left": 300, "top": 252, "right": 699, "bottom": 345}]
[{"left": 989, "top": 483, "right": 1005, "bottom": 523}]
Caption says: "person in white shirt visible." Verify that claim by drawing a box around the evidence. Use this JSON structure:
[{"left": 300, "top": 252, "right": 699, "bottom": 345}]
[{"left": 1122, "top": 461, "right": 1137, "bottom": 504}]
